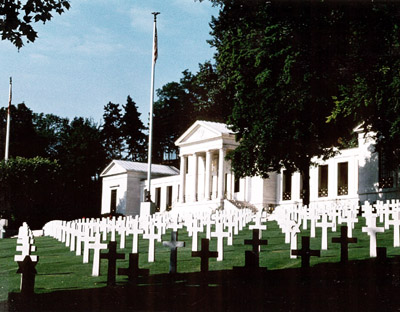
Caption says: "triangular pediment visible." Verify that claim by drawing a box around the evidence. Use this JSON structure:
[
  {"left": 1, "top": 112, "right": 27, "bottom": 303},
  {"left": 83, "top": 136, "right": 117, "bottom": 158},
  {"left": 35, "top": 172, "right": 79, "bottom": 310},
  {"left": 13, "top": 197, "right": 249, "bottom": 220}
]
[
  {"left": 175, "top": 121, "right": 223, "bottom": 146},
  {"left": 100, "top": 161, "right": 127, "bottom": 177}
]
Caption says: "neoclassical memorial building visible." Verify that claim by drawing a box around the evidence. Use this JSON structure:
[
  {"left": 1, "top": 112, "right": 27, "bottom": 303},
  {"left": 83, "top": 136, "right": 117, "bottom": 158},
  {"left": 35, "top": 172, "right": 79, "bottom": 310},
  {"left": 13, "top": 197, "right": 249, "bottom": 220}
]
[{"left": 101, "top": 121, "right": 400, "bottom": 216}]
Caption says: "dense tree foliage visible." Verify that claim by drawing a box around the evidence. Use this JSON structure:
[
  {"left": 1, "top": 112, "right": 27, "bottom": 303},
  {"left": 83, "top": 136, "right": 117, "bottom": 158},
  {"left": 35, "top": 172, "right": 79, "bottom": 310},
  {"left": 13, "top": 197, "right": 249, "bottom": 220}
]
[
  {"left": 0, "top": 95, "right": 149, "bottom": 229},
  {"left": 101, "top": 102, "right": 124, "bottom": 161},
  {"left": 152, "top": 66, "right": 232, "bottom": 165},
  {"left": 0, "top": 103, "right": 41, "bottom": 158},
  {"left": 0, "top": 157, "right": 63, "bottom": 229},
  {"left": 0, "top": 0, "right": 70, "bottom": 48},
  {"left": 204, "top": 1, "right": 400, "bottom": 205}
]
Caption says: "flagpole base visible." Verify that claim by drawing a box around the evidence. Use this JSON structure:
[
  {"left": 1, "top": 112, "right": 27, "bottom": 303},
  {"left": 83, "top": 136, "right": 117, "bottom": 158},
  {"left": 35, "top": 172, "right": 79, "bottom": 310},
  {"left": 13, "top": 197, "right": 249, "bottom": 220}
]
[{"left": 140, "top": 201, "right": 156, "bottom": 217}]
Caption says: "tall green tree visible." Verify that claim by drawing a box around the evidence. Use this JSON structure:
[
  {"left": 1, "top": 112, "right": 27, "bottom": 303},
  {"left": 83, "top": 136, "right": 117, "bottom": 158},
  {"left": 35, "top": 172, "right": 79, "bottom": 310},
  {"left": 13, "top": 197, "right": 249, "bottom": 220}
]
[
  {"left": 326, "top": 4, "right": 400, "bottom": 169},
  {"left": 102, "top": 102, "right": 124, "bottom": 160},
  {"left": 57, "top": 117, "right": 106, "bottom": 218},
  {"left": 207, "top": 1, "right": 387, "bottom": 205},
  {"left": 153, "top": 71, "right": 196, "bottom": 164},
  {"left": 32, "top": 112, "right": 69, "bottom": 159},
  {"left": 0, "top": 103, "right": 44, "bottom": 159},
  {"left": 194, "top": 61, "right": 233, "bottom": 122},
  {"left": 121, "top": 96, "right": 147, "bottom": 161},
  {"left": 0, "top": 0, "right": 70, "bottom": 48},
  {"left": 152, "top": 67, "right": 232, "bottom": 164}
]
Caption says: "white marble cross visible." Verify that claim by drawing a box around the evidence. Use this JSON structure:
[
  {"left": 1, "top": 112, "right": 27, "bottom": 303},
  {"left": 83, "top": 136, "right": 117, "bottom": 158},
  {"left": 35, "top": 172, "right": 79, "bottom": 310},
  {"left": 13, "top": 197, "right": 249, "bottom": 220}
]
[
  {"left": 87, "top": 233, "right": 108, "bottom": 276},
  {"left": 302, "top": 206, "right": 309, "bottom": 230},
  {"left": 117, "top": 218, "right": 127, "bottom": 249},
  {"left": 316, "top": 213, "right": 334, "bottom": 250},
  {"left": 361, "top": 201, "right": 376, "bottom": 225},
  {"left": 203, "top": 214, "right": 215, "bottom": 240},
  {"left": 14, "top": 235, "right": 38, "bottom": 262},
  {"left": 211, "top": 220, "right": 229, "bottom": 261},
  {"left": 143, "top": 223, "right": 160, "bottom": 262},
  {"left": 191, "top": 217, "right": 204, "bottom": 251},
  {"left": 108, "top": 217, "right": 117, "bottom": 242},
  {"left": 224, "top": 214, "right": 236, "bottom": 246},
  {"left": 76, "top": 224, "right": 88, "bottom": 256},
  {"left": 362, "top": 215, "right": 384, "bottom": 258},
  {"left": 279, "top": 218, "right": 294, "bottom": 244},
  {"left": 69, "top": 222, "right": 78, "bottom": 252},
  {"left": 249, "top": 212, "right": 267, "bottom": 239},
  {"left": 167, "top": 216, "right": 183, "bottom": 233},
  {"left": 309, "top": 210, "right": 319, "bottom": 238},
  {"left": 154, "top": 215, "right": 166, "bottom": 240},
  {"left": 83, "top": 234, "right": 96, "bottom": 263},
  {"left": 339, "top": 208, "right": 358, "bottom": 238},
  {"left": 388, "top": 211, "right": 400, "bottom": 247},
  {"left": 128, "top": 217, "right": 144, "bottom": 254},
  {"left": 61, "top": 221, "right": 67, "bottom": 243}
]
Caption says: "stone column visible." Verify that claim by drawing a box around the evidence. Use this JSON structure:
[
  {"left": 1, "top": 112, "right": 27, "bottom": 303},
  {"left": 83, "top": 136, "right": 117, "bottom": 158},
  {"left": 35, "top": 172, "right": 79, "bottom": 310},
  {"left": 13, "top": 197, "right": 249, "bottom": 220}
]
[
  {"left": 205, "top": 150, "right": 212, "bottom": 200},
  {"left": 192, "top": 153, "right": 198, "bottom": 202},
  {"left": 179, "top": 155, "right": 186, "bottom": 203},
  {"left": 218, "top": 148, "right": 226, "bottom": 200}
]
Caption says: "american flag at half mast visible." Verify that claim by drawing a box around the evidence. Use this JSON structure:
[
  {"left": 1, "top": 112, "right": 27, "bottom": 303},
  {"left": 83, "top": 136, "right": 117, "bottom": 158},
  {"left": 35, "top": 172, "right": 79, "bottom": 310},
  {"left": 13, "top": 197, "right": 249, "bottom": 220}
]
[{"left": 153, "top": 22, "right": 158, "bottom": 63}]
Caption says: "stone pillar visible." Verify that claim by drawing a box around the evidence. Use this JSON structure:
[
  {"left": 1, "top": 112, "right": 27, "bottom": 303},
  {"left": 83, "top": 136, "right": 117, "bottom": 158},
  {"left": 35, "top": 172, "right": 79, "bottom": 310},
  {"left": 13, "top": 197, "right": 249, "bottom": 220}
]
[
  {"left": 192, "top": 153, "right": 198, "bottom": 202},
  {"left": 218, "top": 148, "right": 226, "bottom": 200},
  {"left": 205, "top": 150, "right": 212, "bottom": 200},
  {"left": 179, "top": 155, "right": 186, "bottom": 203}
]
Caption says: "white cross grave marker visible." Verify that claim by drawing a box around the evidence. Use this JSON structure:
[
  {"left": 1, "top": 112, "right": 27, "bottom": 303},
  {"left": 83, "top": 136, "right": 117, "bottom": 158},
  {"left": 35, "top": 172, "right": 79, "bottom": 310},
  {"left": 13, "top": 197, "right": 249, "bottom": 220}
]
[
  {"left": 211, "top": 220, "right": 229, "bottom": 261},
  {"left": 143, "top": 223, "right": 160, "bottom": 262},
  {"left": 316, "top": 213, "right": 334, "bottom": 250},
  {"left": 87, "top": 233, "right": 108, "bottom": 276},
  {"left": 362, "top": 215, "right": 384, "bottom": 258}
]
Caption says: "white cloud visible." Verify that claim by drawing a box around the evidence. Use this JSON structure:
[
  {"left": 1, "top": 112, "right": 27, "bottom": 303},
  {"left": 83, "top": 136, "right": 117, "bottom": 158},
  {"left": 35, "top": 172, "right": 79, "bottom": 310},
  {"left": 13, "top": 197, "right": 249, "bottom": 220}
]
[{"left": 129, "top": 6, "right": 156, "bottom": 33}]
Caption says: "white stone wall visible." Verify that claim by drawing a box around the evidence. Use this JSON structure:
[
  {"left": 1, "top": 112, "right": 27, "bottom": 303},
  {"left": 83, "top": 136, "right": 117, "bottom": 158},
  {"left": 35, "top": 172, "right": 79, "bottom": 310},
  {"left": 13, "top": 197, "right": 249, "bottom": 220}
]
[
  {"left": 276, "top": 147, "right": 360, "bottom": 206},
  {"left": 101, "top": 173, "right": 128, "bottom": 215},
  {"left": 140, "top": 175, "right": 180, "bottom": 212}
]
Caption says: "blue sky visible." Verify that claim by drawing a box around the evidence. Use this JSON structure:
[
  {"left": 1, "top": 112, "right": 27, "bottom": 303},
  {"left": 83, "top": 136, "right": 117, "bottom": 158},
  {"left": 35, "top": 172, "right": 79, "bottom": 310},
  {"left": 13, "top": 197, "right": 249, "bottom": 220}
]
[{"left": 0, "top": 0, "right": 219, "bottom": 125}]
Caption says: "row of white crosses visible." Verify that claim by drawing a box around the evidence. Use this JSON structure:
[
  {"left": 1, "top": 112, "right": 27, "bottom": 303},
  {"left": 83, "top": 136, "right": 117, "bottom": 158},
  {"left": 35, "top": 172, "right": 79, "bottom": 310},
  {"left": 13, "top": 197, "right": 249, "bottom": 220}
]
[
  {"left": 272, "top": 199, "right": 400, "bottom": 259},
  {"left": 14, "top": 222, "right": 38, "bottom": 263},
  {"left": 36, "top": 198, "right": 400, "bottom": 280},
  {"left": 42, "top": 207, "right": 257, "bottom": 276},
  {"left": 273, "top": 201, "right": 361, "bottom": 256}
]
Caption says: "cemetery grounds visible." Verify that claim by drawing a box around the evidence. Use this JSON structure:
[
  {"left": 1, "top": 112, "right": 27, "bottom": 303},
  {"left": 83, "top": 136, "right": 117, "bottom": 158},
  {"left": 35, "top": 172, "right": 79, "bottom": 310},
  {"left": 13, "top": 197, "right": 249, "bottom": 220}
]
[{"left": 1, "top": 215, "right": 400, "bottom": 311}]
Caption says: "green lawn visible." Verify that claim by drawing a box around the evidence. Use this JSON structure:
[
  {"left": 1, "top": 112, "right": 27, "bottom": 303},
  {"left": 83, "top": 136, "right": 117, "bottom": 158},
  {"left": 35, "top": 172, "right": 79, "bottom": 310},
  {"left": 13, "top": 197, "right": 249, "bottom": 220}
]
[{"left": 0, "top": 216, "right": 398, "bottom": 303}]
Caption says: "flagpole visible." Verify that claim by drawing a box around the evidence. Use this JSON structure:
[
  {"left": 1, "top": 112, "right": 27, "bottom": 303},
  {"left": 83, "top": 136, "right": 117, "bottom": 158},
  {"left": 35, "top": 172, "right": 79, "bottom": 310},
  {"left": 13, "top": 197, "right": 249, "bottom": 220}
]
[
  {"left": 146, "top": 12, "right": 160, "bottom": 202},
  {"left": 5, "top": 77, "right": 12, "bottom": 162}
]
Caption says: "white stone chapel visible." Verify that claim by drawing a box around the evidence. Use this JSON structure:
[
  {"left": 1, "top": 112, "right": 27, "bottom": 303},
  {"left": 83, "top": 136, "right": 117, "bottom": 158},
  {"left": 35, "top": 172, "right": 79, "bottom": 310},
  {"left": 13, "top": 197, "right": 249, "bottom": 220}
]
[{"left": 100, "top": 121, "right": 400, "bottom": 216}]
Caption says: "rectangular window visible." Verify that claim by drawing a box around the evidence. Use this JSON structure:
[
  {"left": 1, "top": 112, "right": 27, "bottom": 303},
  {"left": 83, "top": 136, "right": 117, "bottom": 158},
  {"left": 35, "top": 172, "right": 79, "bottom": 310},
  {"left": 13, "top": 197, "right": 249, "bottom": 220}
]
[
  {"left": 185, "top": 157, "right": 189, "bottom": 174},
  {"left": 110, "top": 189, "right": 117, "bottom": 215},
  {"left": 155, "top": 187, "right": 161, "bottom": 211},
  {"left": 282, "top": 170, "right": 292, "bottom": 200},
  {"left": 318, "top": 165, "right": 328, "bottom": 197},
  {"left": 167, "top": 186, "right": 173, "bottom": 210},
  {"left": 379, "top": 150, "right": 393, "bottom": 188},
  {"left": 338, "top": 162, "right": 348, "bottom": 196},
  {"left": 234, "top": 176, "right": 240, "bottom": 193}
]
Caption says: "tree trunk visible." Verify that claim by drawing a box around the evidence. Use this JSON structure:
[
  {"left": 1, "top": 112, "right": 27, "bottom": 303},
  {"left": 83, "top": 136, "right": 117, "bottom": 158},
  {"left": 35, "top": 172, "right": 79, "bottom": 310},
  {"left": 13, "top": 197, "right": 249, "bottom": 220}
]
[{"left": 301, "top": 167, "right": 310, "bottom": 207}]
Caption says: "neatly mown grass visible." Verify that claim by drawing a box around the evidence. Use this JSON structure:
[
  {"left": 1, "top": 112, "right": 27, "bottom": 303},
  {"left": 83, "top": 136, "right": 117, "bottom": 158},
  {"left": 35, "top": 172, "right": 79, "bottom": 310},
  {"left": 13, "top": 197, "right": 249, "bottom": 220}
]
[{"left": 1, "top": 216, "right": 399, "bottom": 302}]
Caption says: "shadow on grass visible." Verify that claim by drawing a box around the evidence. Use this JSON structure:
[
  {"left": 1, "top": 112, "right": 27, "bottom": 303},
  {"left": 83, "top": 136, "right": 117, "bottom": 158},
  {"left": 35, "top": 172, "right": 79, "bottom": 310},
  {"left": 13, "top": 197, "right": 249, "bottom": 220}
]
[{"left": 6, "top": 257, "right": 400, "bottom": 312}]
